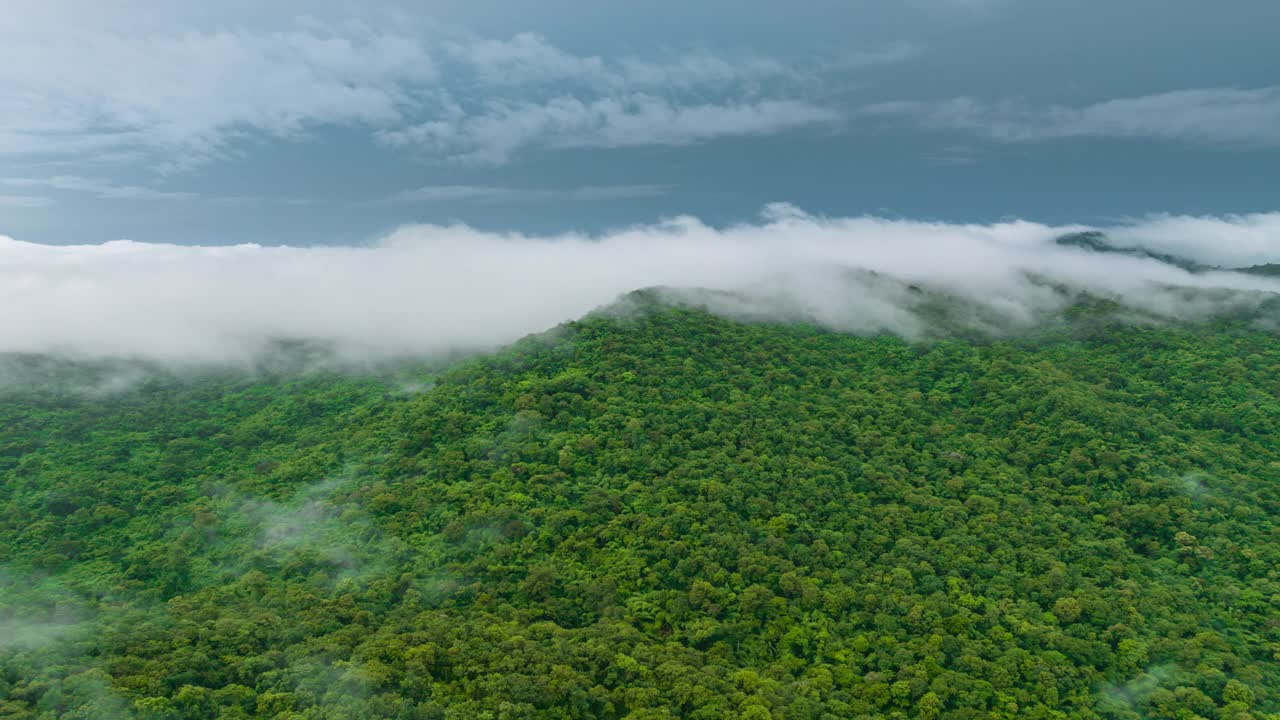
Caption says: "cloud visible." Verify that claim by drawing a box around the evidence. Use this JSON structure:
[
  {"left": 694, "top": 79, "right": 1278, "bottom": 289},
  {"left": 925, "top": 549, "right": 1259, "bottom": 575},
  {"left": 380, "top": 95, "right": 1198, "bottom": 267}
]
[
  {"left": 1106, "top": 213, "right": 1280, "bottom": 268},
  {"left": 0, "top": 194, "right": 53, "bottom": 208},
  {"left": 0, "top": 566, "right": 90, "bottom": 650},
  {"left": 2, "top": 175, "right": 199, "bottom": 201},
  {"left": 864, "top": 86, "right": 1280, "bottom": 146},
  {"left": 379, "top": 95, "right": 839, "bottom": 165},
  {"left": 0, "top": 20, "right": 438, "bottom": 166},
  {"left": 226, "top": 478, "right": 389, "bottom": 583},
  {"left": 382, "top": 31, "right": 856, "bottom": 163},
  {"left": 1, "top": 16, "right": 871, "bottom": 169},
  {"left": 1, "top": 175, "right": 311, "bottom": 208},
  {"left": 387, "top": 184, "right": 669, "bottom": 203},
  {"left": 444, "top": 32, "right": 618, "bottom": 87},
  {"left": 442, "top": 31, "right": 798, "bottom": 91},
  {"left": 0, "top": 208, "right": 1276, "bottom": 363}
]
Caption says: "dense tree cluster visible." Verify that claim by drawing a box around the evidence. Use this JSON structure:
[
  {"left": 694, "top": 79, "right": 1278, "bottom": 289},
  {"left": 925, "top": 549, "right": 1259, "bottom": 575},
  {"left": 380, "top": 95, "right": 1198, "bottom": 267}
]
[{"left": 1, "top": 304, "right": 1278, "bottom": 718}]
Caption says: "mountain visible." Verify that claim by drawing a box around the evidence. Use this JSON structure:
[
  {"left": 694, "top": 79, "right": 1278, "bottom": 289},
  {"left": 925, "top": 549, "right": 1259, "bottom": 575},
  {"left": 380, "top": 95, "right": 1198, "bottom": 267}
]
[
  {"left": 1054, "top": 230, "right": 1209, "bottom": 272},
  {"left": 1238, "top": 263, "right": 1280, "bottom": 278},
  {"left": 1056, "top": 231, "right": 1280, "bottom": 280},
  {"left": 1, "top": 302, "right": 1278, "bottom": 719}
]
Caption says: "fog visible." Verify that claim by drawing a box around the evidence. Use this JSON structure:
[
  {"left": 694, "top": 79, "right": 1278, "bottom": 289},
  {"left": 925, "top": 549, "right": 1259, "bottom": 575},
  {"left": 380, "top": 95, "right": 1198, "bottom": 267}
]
[{"left": 2, "top": 205, "right": 1277, "bottom": 363}]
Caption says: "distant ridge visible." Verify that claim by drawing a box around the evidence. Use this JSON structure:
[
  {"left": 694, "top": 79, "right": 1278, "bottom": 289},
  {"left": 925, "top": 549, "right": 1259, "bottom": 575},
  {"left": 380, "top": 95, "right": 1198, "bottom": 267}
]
[
  {"left": 1055, "top": 230, "right": 1278, "bottom": 277},
  {"left": 1054, "top": 230, "right": 1207, "bottom": 272},
  {"left": 1238, "top": 263, "right": 1280, "bottom": 277}
]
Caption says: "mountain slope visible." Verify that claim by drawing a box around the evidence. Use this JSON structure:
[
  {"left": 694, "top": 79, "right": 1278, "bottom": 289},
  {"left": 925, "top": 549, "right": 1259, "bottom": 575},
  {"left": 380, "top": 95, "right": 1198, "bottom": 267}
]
[
  {"left": 2, "top": 305, "right": 1279, "bottom": 719},
  {"left": 1055, "top": 230, "right": 1280, "bottom": 280},
  {"left": 1054, "top": 231, "right": 1209, "bottom": 272},
  {"left": 1239, "top": 264, "right": 1280, "bottom": 278}
]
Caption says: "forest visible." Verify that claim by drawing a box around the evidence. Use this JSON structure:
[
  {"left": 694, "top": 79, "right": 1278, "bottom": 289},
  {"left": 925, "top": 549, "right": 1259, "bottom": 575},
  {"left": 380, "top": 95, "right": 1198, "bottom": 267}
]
[{"left": 1, "top": 298, "right": 1278, "bottom": 719}]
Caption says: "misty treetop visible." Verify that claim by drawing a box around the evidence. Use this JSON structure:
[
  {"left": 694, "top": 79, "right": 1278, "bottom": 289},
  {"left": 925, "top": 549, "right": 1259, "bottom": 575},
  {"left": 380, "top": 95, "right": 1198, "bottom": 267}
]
[{"left": 1, "top": 302, "right": 1279, "bottom": 719}]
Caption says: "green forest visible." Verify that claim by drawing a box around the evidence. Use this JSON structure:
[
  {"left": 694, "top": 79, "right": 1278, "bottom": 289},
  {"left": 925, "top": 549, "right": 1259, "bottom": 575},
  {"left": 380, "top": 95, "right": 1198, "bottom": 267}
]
[{"left": 1, "top": 300, "right": 1278, "bottom": 719}]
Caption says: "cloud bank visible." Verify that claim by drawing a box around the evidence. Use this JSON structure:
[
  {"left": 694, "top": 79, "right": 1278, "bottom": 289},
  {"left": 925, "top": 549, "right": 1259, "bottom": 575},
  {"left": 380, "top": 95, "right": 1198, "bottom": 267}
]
[{"left": 1, "top": 207, "right": 1277, "bottom": 363}]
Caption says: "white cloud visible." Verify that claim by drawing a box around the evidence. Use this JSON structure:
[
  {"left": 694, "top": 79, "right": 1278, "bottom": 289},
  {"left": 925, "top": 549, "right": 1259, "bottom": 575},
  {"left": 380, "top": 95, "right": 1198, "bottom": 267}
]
[
  {"left": 387, "top": 184, "right": 668, "bottom": 203},
  {"left": 2, "top": 176, "right": 198, "bottom": 201},
  {"left": 0, "top": 194, "right": 53, "bottom": 208},
  {"left": 0, "top": 20, "right": 438, "bottom": 165},
  {"left": 1108, "top": 213, "right": 1280, "bottom": 268},
  {"left": 443, "top": 32, "right": 793, "bottom": 90},
  {"left": 444, "top": 32, "right": 617, "bottom": 87},
  {"left": 380, "top": 95, "right": 839, "bottom": 165},
  {"left": 0, "top": 175, "right": 308, "bottom": 206},
  {"left": 0, "top": 209, "right": 1275, "bottom": 363},
  {"left": 864, "top": 86, "right": 1280, "bottom": 146},
  {"left": 397, "top": 32, "right": 865, "bottom": 163},
  {"left": 1, "top": 15, "right": 873, "bottom": 168}
]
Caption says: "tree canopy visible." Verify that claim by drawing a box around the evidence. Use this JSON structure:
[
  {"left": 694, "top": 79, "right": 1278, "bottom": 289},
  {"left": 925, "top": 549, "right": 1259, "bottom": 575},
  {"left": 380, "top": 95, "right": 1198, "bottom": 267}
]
[{"left": 2, "top": 304, "right": 1278, "bottom": 719}]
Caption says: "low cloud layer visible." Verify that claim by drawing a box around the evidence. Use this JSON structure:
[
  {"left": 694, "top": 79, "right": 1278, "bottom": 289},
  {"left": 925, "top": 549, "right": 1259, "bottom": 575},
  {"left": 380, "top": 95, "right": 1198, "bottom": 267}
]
[{"left": 1, "top": 207, "right": 1277, "bottom": 363}]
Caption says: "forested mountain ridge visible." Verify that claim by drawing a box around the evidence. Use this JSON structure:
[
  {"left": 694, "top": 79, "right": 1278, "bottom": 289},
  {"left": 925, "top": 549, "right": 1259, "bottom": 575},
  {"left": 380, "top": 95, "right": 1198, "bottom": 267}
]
[
  {"left": 1054, "top": 231, "right": 1280, "bottom": 279},
  {"left": 2, "top": 301, "right": 1279, "bottom": 719}
]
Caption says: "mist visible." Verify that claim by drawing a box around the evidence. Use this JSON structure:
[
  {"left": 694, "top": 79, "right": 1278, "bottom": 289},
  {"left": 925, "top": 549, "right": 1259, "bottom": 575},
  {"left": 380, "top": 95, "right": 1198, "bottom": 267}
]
[{"left": 2, "top": 205, "right": 1278, "bottom": 363}]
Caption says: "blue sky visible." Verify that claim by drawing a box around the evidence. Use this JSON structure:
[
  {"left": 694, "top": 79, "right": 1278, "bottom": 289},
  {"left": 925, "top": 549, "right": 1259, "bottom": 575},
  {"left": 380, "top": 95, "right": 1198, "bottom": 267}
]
[{"left": 2, "top": 0, "right": 1278, "bottom": 245}]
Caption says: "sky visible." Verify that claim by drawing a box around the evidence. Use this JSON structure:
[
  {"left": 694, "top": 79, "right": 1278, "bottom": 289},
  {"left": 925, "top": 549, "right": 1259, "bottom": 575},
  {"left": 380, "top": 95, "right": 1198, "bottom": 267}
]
[{"left": 2, "top": 0, "right": 1278, "bottom": 246}]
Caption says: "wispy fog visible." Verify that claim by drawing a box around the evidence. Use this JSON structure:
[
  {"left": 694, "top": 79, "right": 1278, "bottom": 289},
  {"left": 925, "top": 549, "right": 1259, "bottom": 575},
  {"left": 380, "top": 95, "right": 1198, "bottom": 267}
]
[{"left": 2, "top": 206, "right": 1277, "bottom": 363}]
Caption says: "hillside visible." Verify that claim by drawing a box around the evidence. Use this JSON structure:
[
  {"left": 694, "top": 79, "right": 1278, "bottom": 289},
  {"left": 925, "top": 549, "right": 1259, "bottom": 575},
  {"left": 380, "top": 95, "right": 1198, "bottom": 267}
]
[
  {"left": 1054, "top": 231, "right": 1280, "bottom": 280},
  {"left": 2, "top": 303, "right": 1279, "bottom": 719}
]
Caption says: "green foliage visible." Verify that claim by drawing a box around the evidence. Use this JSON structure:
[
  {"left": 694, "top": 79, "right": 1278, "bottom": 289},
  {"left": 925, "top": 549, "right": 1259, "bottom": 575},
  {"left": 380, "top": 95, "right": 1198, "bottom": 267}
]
[{"left": 2, "top": 307, "right": 1279, "bottom": 718}]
